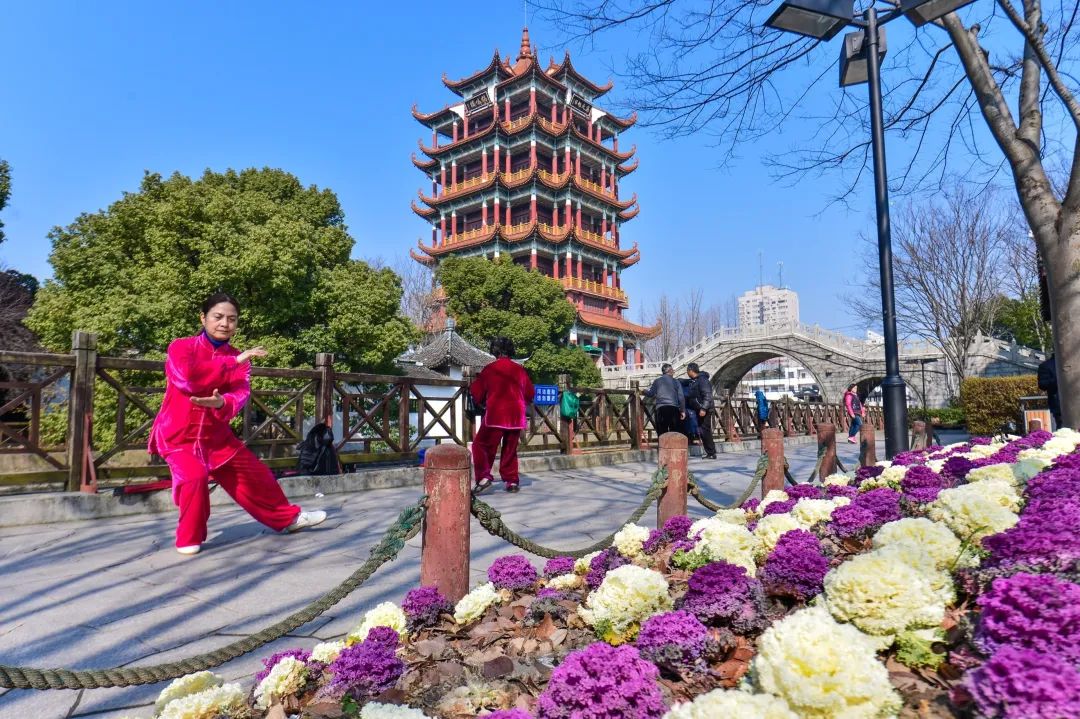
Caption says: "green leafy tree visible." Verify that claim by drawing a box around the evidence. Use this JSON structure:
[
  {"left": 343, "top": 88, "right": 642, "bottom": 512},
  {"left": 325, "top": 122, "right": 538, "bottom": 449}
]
[
  {"left": 26, "top": 168, "right": 418, "bottom": 370},
  {"left": 990, "top": 294, "right": 1052, "bottom": 352},
  {"left": 437, "top": 256, "right": 602, "bottom": 385}
]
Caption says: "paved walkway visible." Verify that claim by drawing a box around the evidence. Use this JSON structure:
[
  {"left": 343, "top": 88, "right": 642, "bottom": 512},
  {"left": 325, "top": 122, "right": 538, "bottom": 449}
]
[{"left": 0, "top": 440, "right": 874, "bottom": 719}]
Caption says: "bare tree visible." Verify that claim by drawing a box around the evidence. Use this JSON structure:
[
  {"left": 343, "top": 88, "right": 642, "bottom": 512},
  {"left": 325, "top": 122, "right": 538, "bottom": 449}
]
[
  {"left": 639, "top": 288, "right": 740, "bottom": 360},
  {"left": 640, "top": 292, "right": 684, "bottom": 360},
  {"left": 536, "top": 0, "right": 1080, "bottom": 425},
  {"left": 392, "top": 257, "right": 436, "bottom": 333},
  {"left": 0, "top": 267, "right": 40, "bottom": 353},
  {"left": 850, "top": 187, "right": 1009, "bottom": 393}
]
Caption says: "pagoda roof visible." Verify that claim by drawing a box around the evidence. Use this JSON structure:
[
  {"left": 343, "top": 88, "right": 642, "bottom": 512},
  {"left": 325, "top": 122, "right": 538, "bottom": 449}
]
[
  {"left": 409, "top": 247, "right": 436, "bottom": 266},
  {"left": 443, "top": 50, "right": 514, "bottom": 95},
  {"left": 577, "top": 310, "right": 661, "bottom": 339},
  {"left": 411, "top": 103, "right": 462, "bottom": 128},
  {"left": 546, "top": 52, "right": 614, "bottom": 98},
  {"left": 397, "top": 323, "right": 495, "bottom": 372},
  {"left": 411, "top": 153, "right": 438, "bottom": 171}
]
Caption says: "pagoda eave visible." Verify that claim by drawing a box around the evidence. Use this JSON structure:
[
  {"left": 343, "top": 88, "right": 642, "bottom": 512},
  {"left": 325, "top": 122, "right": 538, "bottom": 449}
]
[
  {"left": 416, "top": 223, "right": 639, "bottom": 258},
  {"left": 411, "top": 199, "right": 437, "bottom": 218},
  {"left": 443, "top": 51, "right": 511, "bottom": 93},
  {"left": 616, "top": 158, "right": 639, "bottom": 176},
  {"left": 410, "top": 247, "right": 436, "bottom": 266},
  {"left": 577, "top": 309, "right": 661, "bottom": 339},
  {"left": 418, "top": 119, "right": 497, "bottom": 156},
  {"left": 603, "top": 110, "right": 637, "bottom": 130},
  {"left": 618, "top": 205, "right": 640, "bottom": 221},
  {"left": 411, "top": 102, "right": 460, "bottom": 126},
  {"left": 546, "top": 52, "right": 614, "bottom": 98},
  {"left": 411, "top": 153, "right": 438, "bottom": 171}
]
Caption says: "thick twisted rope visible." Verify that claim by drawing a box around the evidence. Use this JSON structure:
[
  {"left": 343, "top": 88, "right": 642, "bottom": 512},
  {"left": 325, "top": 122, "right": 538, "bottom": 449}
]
[
  {"left": 806, "top": 443, "right": 828, "bottom": 483},
  {"left": 687, "top": 453, "right": 769, "bottom": 512},
  {"left": 470, "top": 468, "right": 669, "bottom": 558},
  {"left": 0, "top": 499, "right": 427, "bottom": 691}
]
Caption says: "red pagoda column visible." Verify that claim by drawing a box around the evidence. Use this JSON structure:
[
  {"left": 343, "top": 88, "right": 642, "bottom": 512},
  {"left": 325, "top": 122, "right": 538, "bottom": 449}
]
[
  {"left": 575, "top": 151, "right": 581, "bottom": 178},
  {"left": 602, "top": 265, "right": 608, "bottom": 286},
  {"left": 550, "top": 104, "right": 557, "bottom": 122},
  {"left": 482, "top": 201, "right": 488, "bottom": 227},
  {"left": 601, "top": 164, "right": 607, "bottom": 192},
  {"left": 564, "top": 146, "right": 571, "bottom": 175},
  {"left": 553, "top": 205, "right": 559, "bottom": 226},
  {"left": 564, "top": 198, "right": 571, "bottom": 227},
  {"left": 617, "top": 345, "right": 625, "bottom": 366},
  {"left": 576, "top": 254, "right": 583, "bottom": 279},
  {"left": 576, "top": 204, "right": 582, "bottom": 230},
  {"left": 504, "top": 97, "right": 510, "bottom": 119},
  {"left": 452, "top": 123, "right": 458, "bottom": 142},
  {"left": 440, "top": 215, "right": 446, "bottom": 245},
  {"left": 530, "top": 87, "right": 536, "bottom": 114},
  {"left": 505, "top": 148, "right": 512, "bottom": 174},
  {"left": 613, "top": 134, "right": 619, "bottom": 151},
  {"left": 493, "top": 144, "right": 500, "bottom": 174},
  {"left": 494, "top": 197, "right": 500, "bottom": 225},
  {"left": 551, "top": 154, "right": 557, "bottom": 173},
  {"left": 505, "top": 203, "right": 511, "bottom": 226},
  {"left": 530, "top": 193, "right": 537, "bottom": 223},
  {"left": 440, "top": 166, "right": 446, "bottom": 194},
  {"left": 530, "top": 247, "right": 537, "bottom": 270},
  {"left": 565, "top": 250, "right": 572, "bottom": 277},
  {"left": 432, "top": 129, "right": 438, "bottom": 149},
  {"left": 601, "top": 215, "right": 608, "bottom": 239},
  {"left": 450, "top": 161, "right": 457, "bottom": 188},
  {"left": 482, "top": 148, "right": 488, "bottom": 175},
  {"left": 463, "top": 118, "right": 470, "bottom": 139},
  {"left": 451, "top": 211, "right": 457, "bottom": 237},
  {"left": 530, "top": 140, "right": 536, "bottom": 169},
  {"left": 553, "top": 254, "right": 559, "bottom": 279}
]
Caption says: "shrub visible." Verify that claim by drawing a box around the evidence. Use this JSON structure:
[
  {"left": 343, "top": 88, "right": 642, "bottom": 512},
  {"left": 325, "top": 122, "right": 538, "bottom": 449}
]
[
  {"left": 959, "top": 375, "right": 1039, "bottom": 435},
  {"left": 908, "top": 406, "right": 966, "bottom": 427}
]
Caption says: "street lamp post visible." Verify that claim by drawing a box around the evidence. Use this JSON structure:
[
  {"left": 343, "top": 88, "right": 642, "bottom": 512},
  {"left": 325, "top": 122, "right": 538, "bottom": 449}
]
[{"left": 765, "top": 0, "right": 974, "bottom": 458}]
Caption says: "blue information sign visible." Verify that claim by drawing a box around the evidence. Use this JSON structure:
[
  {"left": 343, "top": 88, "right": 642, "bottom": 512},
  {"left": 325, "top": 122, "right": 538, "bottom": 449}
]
[{"left": 534, "top": 385, "right": 559, "bottom": 406}]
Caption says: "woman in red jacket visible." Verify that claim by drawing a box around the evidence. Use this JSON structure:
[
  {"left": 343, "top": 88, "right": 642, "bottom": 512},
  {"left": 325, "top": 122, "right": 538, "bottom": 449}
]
[
  {"left": 470, "top": 337, "right": 534, "bottom": 493},
  {"left": 148, "top": 293, "right": 325, "bottom": 555}
]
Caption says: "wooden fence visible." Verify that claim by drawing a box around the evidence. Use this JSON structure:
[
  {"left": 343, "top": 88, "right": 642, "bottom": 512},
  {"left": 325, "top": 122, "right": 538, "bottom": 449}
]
[{"left": 0, "top": 331, "right": 882, "bottom": 493}]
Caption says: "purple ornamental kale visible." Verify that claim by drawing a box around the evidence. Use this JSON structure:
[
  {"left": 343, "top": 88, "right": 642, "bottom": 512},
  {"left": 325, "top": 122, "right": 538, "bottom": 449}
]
[
  {"left": 328, "top": 633, "right": 404, "bottom": 701},
  {"left": 828, "top": 488, "right": 902, "bottom": 538},
  {"left": 786, "top": 484, "right": 824, "bottom": 500},
  {"left": 681, "top": 561, "right": 768, "bottom": 634},
  {"left": 889, "top": 449, "right": 928, "bottom": 466},
  {"left": 1025, "top": 466, "right": 1080, "bottom": 502},
  {"left": 901, "top": 464, "right": 949, "bottom": 503},
  {"left": 363, "top": 626, "right": 401, "bottom": 650},
  {"left": 970, "top": 436, "right": 993, "bottom": 446},
  {"left": 535, "top": 643, "right": 667, "bottom": 719},
  {"left": 642, "top": 529, "right": 666, "bottom": 555},
  {"left": 662, "top": 515, "right": 693, "bottom": 540},
  {"left": 254, "top": 649, "right": 311, "bottom": 683},
  {"left": 401, "top": 585, "right": 452, "bottom": 630},
  {"left": 759, "top": 529, "right": 829, "bottom": 602},
  {"left": 741, "top": 497, "right": 761, "bottom": 513},
  {"left": 485, "top": 711, "right": 533, "bottom": 719},
  {"left": 543, "top": 556, "right": 576, "bottom": 578},
  {"left": 536, "top": 587, "right": 565, "bottom": 601},
  {"left": 961, "top": 646, "right": 1080, "bottom": 719},
  {"left": 1051, "top": 452, "right": 1080, "bottom": 471},
  {"left": 586, "top": 547, "right": 630, "bottom": 589},
  {"left": 974, "top": 573, "right": 1080, "bottom": 665},
  {"left": 982, "top": 499, "right": 1080, "bottom": 572},
  {"left": 634, "top": 610, "right": 711, "bottom": 672},
  {"left": 942, "top": 456, "right": 979, "bottom": 482},
  {"left": 854, "top": 464, "right": 885, "bottom": 485},
  {"left": 824, "top": 484, "right": 859, "bottom": 500},
  {"left": 488, "top": 554, "right": 540, "bottom": 591},
  {"left": 762, "top": 499, "right": 796, "bottom": 516}
]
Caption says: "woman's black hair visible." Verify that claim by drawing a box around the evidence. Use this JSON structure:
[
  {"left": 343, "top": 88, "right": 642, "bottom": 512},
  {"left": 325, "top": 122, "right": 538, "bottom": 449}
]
[
  {"left": 489, "top": 336, "right": 514, "bottom": 358},
  {"left": 201, "top": 292, "right": 241, "bottom": 315}
]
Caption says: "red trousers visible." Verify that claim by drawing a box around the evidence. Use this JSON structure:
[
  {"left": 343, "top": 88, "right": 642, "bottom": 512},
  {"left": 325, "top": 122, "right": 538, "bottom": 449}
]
[
  {"left": 165, "top": 444, "right": 300, "bottom": 547},
  {"left": 471, "top": 425, "right": 522, "bottom": 486}
]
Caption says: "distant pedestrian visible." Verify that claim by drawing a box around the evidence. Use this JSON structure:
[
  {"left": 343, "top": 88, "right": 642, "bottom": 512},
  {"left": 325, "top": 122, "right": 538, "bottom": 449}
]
[
  {"left": 755, "top": 389, "right": 769, "bottom": 430},
  {"left": 843, "top": 383, "right": 865, "bottom": 444},
  {"left": 687, "top": 363, "right": 717, "bottom": 459},
  {"left": 680, "top": 378, "right": 699, "bottom": 445},
  {"left": 1037, "top": 355, "right": 1062, "bottom": 429},
  {"left": 470, "top": 337, "right": 534, "bottom": 494},
  {"left": 644, "top": 363, "right": 686, "bottom": 436},
  {"left": 148, "top": 292, "right": 326, "bottom": 556}
]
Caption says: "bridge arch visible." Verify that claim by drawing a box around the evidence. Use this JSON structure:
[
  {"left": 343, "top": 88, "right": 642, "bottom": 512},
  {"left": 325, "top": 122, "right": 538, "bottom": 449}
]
[
  {"left": 846, "top": 373, "right": 926, "bottom": 409},
  {"left": 709, "top": 350, "right": 830, "bottom": 402}
]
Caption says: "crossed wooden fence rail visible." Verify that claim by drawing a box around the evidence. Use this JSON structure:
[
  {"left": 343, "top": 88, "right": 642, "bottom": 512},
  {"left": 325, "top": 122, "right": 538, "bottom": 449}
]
[{"left": 0, "top": 331, "right": 883, "bottom": 492}]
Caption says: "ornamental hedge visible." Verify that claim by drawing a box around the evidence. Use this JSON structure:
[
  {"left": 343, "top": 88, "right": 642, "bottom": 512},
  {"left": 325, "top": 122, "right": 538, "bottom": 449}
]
[{"left": 959, "top": 375, "right": 1039, "bottom": 435}]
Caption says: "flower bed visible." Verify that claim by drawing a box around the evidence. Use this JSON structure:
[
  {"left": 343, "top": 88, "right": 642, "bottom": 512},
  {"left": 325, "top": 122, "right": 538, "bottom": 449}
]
[{"left": 124, "top": 428, "right": 1080, "bottom": 719}]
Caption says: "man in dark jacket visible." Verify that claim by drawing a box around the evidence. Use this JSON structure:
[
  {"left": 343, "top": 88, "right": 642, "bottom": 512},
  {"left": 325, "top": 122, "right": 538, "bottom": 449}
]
[
  {"left": 644, "top": 363, "right": 686, "bottom": 436},
  {"left": 1037, "top": 355, "right": 1061, "bottom": 428},
  {"left": 687, "top": 363, "right": 717, "bottom": 458}
]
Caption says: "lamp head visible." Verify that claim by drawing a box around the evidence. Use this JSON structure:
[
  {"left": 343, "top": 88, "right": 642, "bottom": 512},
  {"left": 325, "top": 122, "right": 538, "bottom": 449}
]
[
  {"left": 901, "top": 0, "right": 977, "bottom": 26},
  {"left": 765, "top": 0, "right": 854, "bottom": 40}
]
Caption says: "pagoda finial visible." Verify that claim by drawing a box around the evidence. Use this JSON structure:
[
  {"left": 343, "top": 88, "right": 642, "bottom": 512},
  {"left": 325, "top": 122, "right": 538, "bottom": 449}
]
[{"left": 517, "top": 26, "right": 533, "bottom": 61}]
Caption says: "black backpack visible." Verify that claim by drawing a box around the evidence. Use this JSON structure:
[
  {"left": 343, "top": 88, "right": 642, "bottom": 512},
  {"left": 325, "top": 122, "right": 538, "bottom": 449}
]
[{"left": 297, "top": 422, "right": 340, "bottom": 476}]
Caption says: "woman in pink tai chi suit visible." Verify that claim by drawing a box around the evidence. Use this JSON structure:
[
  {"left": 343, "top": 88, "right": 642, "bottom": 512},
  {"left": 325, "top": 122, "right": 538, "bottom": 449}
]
[{"left": 148, "top": 292, "right": 326, "bottom": 555}]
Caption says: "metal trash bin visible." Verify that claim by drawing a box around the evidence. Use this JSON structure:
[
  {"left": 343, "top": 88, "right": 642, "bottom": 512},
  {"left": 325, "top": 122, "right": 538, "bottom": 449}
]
[{"left": 1018, "top": 395, "right": 1052, "bottom": 433}]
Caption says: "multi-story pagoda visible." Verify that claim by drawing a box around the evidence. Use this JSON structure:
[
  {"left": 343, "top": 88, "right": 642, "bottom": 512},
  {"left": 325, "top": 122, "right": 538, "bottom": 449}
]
[{"left": 409, "top": 27, "right": 659, "bottom": 368}]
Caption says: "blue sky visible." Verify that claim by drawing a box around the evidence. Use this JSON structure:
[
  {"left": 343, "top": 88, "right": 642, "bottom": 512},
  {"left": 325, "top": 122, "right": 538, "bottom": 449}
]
[{"left": 1, "top": 1, "right": 915, "bottom": 336}]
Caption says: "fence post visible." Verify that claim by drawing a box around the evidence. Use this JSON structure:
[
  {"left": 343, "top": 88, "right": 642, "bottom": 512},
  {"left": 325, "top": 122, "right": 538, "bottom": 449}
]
[
  {"left": 817, "top": 423, "right": 837, "bottom": 479},
  {"left": 420, "top": 443, "right": 471, "bottom": 602},
  {"left": 398, "top": 378, "right": 412, "bottom": 454},
  {"left": 657, "top": 432, "right": 688, "bottom": 528},
  {"left": 1027, "top": 418, "right": 1043, "bottom": 434},
  {"left": 782, "top": 398, "right": 795, "bottom": 437},
  {"left": 722, "top": 391, "right": 740, "bottom": 443},
  {"left": 762, "top": 428, "right": 785, "bottom": 497},
  {"left": 629, "top": 380, "right": 643, "bottom": 450},
  {"left": 314, "top": 353, "right": 335, "bottom": 427},
  {"left": 859, "top": 422, "right": 877, "bottom": 466},
  {"left": 557, "top": 373, "right": 573, "bottom": 455},
  {"left": 66, "top": 331, "right": 97, "bottom": 492},
  {"left": 461, "top": 366, "right": 476, "bottom": 443}
]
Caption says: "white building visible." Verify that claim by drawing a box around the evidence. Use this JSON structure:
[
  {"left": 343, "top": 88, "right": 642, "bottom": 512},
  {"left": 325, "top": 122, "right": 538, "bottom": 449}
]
[
  {"left": 735, "top": 357, "right": 820, "bottom": 401},
  {"left": 738, "top": 285, "right": 800, "bottom": 329}
]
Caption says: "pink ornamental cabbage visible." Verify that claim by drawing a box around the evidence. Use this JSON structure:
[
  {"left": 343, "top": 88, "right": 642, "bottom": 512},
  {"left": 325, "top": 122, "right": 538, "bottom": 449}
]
[{"left": 535, "top": 643, "right": 667, "bottom": 719}]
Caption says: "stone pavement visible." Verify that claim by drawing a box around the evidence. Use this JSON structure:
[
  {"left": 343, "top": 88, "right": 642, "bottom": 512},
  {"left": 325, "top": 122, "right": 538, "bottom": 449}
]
[{"left": 0, "top": 440, "right": 876, "bottom": 719}]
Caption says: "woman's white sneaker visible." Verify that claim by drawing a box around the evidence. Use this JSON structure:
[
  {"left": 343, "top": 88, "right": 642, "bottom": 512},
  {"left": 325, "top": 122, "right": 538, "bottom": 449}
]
[
  {"left": 286, "top": 510, "right": 327, "bottom": 533},
  {"left": 176, "top": 545, "right": 201, "bottom": 555}
]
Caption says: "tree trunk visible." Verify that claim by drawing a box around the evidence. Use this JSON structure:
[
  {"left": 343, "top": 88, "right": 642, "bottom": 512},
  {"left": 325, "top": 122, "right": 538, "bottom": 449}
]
[{"left": 1042, "top": 213, "right": 1080, "bottom": 427}]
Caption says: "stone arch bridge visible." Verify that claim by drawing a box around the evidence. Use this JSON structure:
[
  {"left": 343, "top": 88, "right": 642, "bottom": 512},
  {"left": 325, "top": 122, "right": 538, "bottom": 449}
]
[{"left": 600, "top": 322, "right": 1044, "bottom": 408}]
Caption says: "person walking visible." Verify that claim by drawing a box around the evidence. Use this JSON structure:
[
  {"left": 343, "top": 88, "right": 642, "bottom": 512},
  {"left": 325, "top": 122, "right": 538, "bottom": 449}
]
[
  {"left": 1037, "top": 355, "right": 1061, "bottom": 429},
  {"left": 843, "top": 383, "right": 865, "bottom": 443},
  {"left": 687, "top": 363, "right": 717, "bottom": 459},
  {"left": 148, "top": 292, "right": 326, "bottom": 555},
  {"left": 470, "top": 337, "right": 534, "bottom": 494},
  {"left": 755, "top": 389, "right": 770, "bottom": 431},
  {"left": 644, "top": 363, "right": 686, "bottom": 436}
]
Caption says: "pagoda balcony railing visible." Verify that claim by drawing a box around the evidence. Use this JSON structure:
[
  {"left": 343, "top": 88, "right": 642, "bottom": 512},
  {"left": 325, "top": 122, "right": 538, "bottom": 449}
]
[
  {"left": 537, "top": 169, "right": 571, "bottom": 186},
  {"left": 576, "top": 226, "right": 616, "bottom": 249},
  {"left": 445, "top": 224, "right": 496, "bottom": 246},
  {"left": 445, "top": 173, "right": 494, "bottom": 197},
  {"left": 538, "top": 117, "right": 569, "bottom": 135},
  {"left": 502, "top": 166, "right": 534, "bottom": 185},
  {"left": 561, "top": 277, "right": 628, "bottom": 303},
  {"left": 574, "top": 175, "right": 614, "bottom": 198},
  {"left": 538, "top": 222, "right": 571, "bottom": 241},
  {"left": 501, "top": 115, "right": 534, "bottom": 133},
  {"left": 502, "top": 221, "right": 533, "bottom": 239}
]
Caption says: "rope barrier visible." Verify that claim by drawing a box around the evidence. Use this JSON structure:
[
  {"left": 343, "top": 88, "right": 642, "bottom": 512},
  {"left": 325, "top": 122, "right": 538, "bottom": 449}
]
[
  {"left": 784, "top": 459, "right": 799, "bottom": 486},
  {"left": 686, "top": 453, "right": 768, "bottom": 512},
  {"left": 470, "top": 468, "right": 669, "bottom": 558},
  {"left": 806, "top": 443, "right": 828, "bottom": 483},
  {"left": 0, "top": 499, "right": 428, "bottom": 691},
  {"left": 836, "top": 456, "right": 849, "bottom": 474}
]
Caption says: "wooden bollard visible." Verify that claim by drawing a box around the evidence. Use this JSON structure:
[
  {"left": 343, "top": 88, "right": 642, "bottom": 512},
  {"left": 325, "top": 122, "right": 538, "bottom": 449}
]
[
  {"left": 860, "top": 423, "right": 877, "bottom": 466},
  {"left": 1027, "top": 418, "right": 1043, "bottom": 434},
  {"left": 658, "top": 432, "right": 688, "bottom": 528},
  {"left": 817, "top": 423, "right": 837, "bottom": 479},
  {"left": 761, "top": 428, "right": 785, "bottom": 497},
  {"left": 420, "top": 443, "right": 471, "bottom": 602}
]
